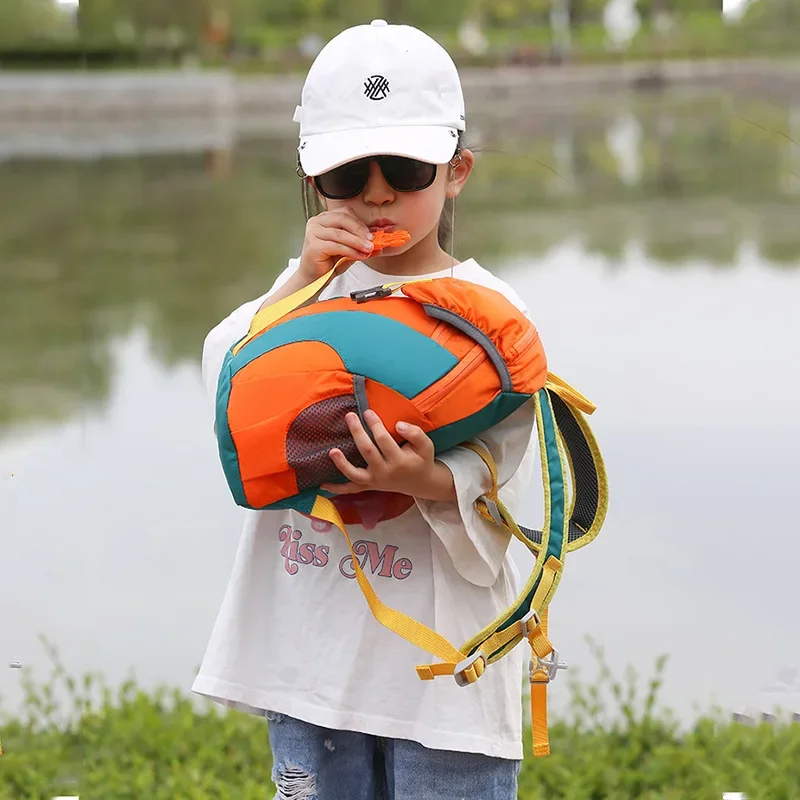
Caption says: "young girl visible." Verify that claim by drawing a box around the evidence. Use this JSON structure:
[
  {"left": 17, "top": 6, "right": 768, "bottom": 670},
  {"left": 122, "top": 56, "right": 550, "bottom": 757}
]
[{"left": 194, "top": 19, "right": 539, "bottom": 800}]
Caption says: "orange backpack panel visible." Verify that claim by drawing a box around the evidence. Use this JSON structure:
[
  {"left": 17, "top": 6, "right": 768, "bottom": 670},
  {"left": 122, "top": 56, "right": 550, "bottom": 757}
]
[{"left": 217, "top": 275, "right": 547, "bottom": 520}]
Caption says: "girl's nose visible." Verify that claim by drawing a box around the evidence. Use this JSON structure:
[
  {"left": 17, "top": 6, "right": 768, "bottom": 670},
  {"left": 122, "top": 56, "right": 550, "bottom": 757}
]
[{"left": 362, "top": 161, "right": 394, "bottom": 205}]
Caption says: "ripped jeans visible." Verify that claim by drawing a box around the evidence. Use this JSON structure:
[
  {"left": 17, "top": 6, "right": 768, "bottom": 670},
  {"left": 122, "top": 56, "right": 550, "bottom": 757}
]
[{"left": 265, "top": 712, "right": 521, "bottom": 800}]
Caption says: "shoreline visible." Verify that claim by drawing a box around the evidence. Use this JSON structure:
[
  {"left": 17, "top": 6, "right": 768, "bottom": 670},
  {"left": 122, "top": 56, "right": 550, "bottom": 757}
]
[
  {"left": 1, "top": 58, "right": 799, "bottom": 160},
  {"left": 0, "top": 58, "right": 798, "bottom": 121}
]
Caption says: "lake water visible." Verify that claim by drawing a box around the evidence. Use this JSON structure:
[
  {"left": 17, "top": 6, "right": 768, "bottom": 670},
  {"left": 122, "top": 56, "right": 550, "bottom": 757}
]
[{"left": 1, "top": 86, "right": 799, "bottom": 727}]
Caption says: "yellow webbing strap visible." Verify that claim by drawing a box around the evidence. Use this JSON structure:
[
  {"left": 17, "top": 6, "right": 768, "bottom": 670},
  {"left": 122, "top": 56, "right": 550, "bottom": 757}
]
[
  {"left": 415, "top": 551, "right": 560, "bottom": 683},
  {"left": 308, "top": 494, "right": 484, "bottom": 684},
  {"left": 231, "top": 262, "right": 343, "bottom": 356},
  {"left": 231, "top": 263, "right": 434, "bottom": 357},
  {"left": 460, "top": 440, "right": 545, "bottom": 562},
  {"left": 472, "top": 555, "right": 560, "bottom": 660},
  {"left": 545, "top": 372, "right": 596, "bottom": 415},
  {"left": 530, "top": 606, "right": 552, "bottom": 758}
]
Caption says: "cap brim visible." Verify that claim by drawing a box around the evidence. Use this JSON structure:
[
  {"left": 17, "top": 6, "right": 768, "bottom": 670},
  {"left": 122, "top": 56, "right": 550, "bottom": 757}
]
[{"left": 299, "top": 125, "right": 460, "bottom": 176}]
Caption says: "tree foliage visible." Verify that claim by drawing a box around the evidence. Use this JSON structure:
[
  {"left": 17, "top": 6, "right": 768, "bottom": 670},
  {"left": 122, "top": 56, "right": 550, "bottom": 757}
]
[
  {"left": 0, "top": 0, "right": 737, "bottom": 46},
  {"left": 740, "top": 0, "right": 800, "bottom": 29},
  {"left": 0, "top": 0, "right": 75, "bottom": 43}
]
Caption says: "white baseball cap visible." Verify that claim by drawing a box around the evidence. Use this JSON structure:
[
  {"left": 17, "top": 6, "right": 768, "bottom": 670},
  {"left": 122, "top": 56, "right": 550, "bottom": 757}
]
[{"left": 293, "top": 20, "right": 466, "bottom": 177}]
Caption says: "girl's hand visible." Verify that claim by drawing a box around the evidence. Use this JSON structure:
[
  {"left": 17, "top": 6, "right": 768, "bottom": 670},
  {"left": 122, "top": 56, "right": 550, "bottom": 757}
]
[
  {"left": 321, "top": 410, "right": 456, "bottom": 503},
  {"left": 298, "top": 206, "right": 375, "bottom": 283}
]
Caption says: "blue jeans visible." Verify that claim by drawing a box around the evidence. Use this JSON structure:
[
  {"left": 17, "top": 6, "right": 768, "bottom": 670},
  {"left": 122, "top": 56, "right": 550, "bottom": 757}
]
[{"left": 266, "top": 712, "right": 521, "bottom": 800}]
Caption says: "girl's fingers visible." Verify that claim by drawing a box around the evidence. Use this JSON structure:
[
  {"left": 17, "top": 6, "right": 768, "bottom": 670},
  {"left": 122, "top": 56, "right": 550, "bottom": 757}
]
[
  {"left": 345, "top": 413, "right": 386, "bottom": 468},
  {"left": 364, "top": 410, "right": 402, "bottom": 461},
  {"left": 397, "top": 422, "right": 434, "bottom": 460},
  {"left": 328, "top": 449, "right": 370, "bottom": 485},
  {"left": 316, "top": 228, "right": 374, "bottom": 257},
  {"left": 310, "top": 241, "right": 372, "bottom": 265},
  {"left": 316, "top": 209, "right": 373, "bottom": 241}
]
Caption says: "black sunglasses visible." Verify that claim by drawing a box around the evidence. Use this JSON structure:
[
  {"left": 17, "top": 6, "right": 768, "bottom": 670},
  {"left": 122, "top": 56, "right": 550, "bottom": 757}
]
[{"left": 313, "top": 155, "right": 438, "bottom": 200}]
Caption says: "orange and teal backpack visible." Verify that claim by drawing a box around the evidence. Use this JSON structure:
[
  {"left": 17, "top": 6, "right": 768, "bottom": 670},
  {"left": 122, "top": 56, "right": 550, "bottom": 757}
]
[{"left": 214, "top": 230, "right": 609, "bottom": 758}]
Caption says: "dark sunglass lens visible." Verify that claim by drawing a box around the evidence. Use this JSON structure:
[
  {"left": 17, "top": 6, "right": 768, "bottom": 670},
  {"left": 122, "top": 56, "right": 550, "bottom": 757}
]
[
  {"left": 315, "top": 160, "right": 369, "bottom": 198},
  {"left": 380, "top": 157, "right": 436, "bottom": 191}
]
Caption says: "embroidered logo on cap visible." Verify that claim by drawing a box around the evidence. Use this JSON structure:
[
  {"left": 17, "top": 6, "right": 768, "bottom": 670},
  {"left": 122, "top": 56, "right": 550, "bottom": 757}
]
[{"left": 364, "top": 75, "right": 390, "bottom": 101}]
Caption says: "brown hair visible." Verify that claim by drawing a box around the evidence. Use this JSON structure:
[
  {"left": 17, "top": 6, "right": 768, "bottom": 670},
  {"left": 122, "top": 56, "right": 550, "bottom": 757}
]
[{"left": 437, "top": 131, "right": 467, "bottom": 255}]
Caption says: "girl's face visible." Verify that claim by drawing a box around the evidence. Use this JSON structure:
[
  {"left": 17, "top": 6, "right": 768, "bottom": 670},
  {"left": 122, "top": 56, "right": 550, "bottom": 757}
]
[{"left": 314, "top": 149, "right": 474, "bottom": 269}]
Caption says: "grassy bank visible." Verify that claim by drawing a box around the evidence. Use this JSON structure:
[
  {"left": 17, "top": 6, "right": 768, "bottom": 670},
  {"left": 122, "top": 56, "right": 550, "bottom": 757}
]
[{"left": 1, "top": 641, "right": 798, "bottom": 798}]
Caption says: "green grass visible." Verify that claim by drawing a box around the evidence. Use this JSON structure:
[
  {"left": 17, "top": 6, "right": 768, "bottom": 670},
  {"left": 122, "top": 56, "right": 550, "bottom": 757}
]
[{"left": 1, "top": 637, "right": 799, "bottom": 798}]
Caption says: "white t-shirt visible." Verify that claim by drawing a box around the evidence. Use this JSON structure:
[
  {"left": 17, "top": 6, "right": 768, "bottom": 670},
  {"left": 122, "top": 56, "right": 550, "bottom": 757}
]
[{"left": 192, "top": 257, "right": 539, "bottom": 760}]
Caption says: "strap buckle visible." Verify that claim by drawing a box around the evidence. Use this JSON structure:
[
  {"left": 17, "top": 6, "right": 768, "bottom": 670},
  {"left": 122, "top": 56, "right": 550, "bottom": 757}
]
[
  {"left": 529, "top": 649, "right": 568, "bottom": 683},
  {"left": 350, "top": 285, "right": 393, "bottom": 303},
  {"left": 478, "top": 495, "right": 504, "bottom": 527},
  {"left": 454, "top": 653, "right": 486, "bottom": 687},
  {"left": 519, "top": 608, "right": 541, "bottom": 638}
]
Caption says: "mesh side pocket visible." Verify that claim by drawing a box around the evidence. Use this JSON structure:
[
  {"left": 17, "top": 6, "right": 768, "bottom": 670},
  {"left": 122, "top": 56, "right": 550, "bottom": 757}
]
[{"left": 286, "top": 394, "right": 365, "bottom": 492}]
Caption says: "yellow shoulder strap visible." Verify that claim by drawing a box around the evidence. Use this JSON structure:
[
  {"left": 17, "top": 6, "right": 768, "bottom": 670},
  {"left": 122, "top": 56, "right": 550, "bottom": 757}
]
[
  {"left": 231, "top": 262, "right": 342, "bottom": 356},
  {"left": 230, "top": 258, "right": 433, "bottom": 358}
]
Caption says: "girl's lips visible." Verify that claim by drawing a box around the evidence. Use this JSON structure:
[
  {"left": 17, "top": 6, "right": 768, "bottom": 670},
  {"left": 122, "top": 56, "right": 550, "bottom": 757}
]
[{"left": 369, "top": 220, "right": 396, "bottom": 233}]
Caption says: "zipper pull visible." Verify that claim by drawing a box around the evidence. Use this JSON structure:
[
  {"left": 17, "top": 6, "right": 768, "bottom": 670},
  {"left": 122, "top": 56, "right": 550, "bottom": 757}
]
[{"left": 350, "top": 285, "right": 394, "bottom": 303}]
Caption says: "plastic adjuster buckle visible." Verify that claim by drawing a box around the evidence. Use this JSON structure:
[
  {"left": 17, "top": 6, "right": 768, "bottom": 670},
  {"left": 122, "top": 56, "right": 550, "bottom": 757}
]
[
  {"left": 529, "top": 649, "right": 569, "bottom": 683},
  {"left": 350, "top": 285, "right": 393, "bottom": 303},
  {"left": 478, "top": 495, "right": 504, "bottom": 527},
  {"left": 519, "top": 608, "right": 542, "bottom": 638},
  {"left": 454, "top": 653, "right": 487, "bottom": 687}
]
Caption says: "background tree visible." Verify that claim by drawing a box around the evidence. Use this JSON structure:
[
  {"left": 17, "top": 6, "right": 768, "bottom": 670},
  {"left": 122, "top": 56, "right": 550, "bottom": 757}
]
[{"left": 0, "top": 0, "right": 74, "bottom": 44}]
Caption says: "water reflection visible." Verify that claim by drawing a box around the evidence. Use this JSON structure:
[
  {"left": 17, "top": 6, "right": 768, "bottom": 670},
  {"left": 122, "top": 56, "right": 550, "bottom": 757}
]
[
  {"left": 783, "top": 103, "right": 800, "bottom": 196},
  {"left": 1, "top": 89, "right": 798, "bottom": 723},
  {"left": 605, "top": 111, "right": 642, "bottom": 186}
]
